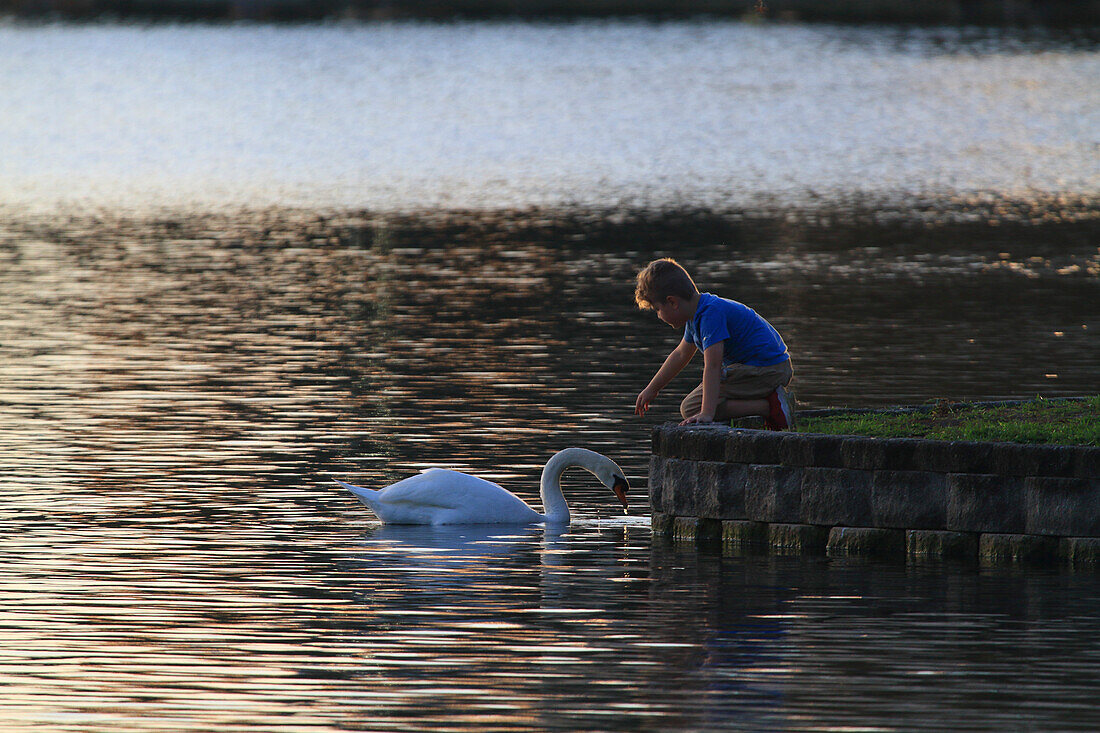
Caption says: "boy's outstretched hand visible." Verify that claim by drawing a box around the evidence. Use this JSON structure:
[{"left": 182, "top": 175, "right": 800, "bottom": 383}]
[{"left": 634, "top": 385, "right": 659, "bottom": 416}]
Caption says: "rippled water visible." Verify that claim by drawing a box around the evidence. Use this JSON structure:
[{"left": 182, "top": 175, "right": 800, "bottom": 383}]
[
  {"left": 2, "top": 17, "right": 1099, "bottom": 732},
  {"left": 1, "top": 20, "right": 1097, "bottom": 213},
  {"left": 2, "top": 207, "right": 1098, "bottom": 730},
  {"left": 10, "top": 511, "right": 1100, "bottom": 731}
]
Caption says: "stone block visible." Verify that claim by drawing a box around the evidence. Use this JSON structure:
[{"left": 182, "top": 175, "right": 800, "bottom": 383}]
[
  {"left": 745, "top": 464, "right": 803, "bottom": 523},
  {"left": 840, "top": 437, "right": 882, "bottom": 470},
  {"left": 779, "top": 433, "right": 846, "bottom": 468},
  {"left": 688, "top": 461, "right": 719, "bottom": 518},
  {"left": 906, "top": 529, "right": 978, "bottom": 561},
  {"left": 827, "top": 527, "right": 905, "bottom": 559},
  {"left": 877, "top": 439, "right": 921, "bottom": 471},
  {"left": 1074, "top": 448, "right": 1100, "bottom": 480},
  {"left": 872, "top": 470, "right": 947, "bottom": 530},
  {"left": 650, "top": 512, "right": 675, "bottom": 537},
  {"left": 947, "top": 473, "right": 1025, "bottom": 534},
  {"left": 979, "top": 533, "right": 1058, "bottom": 564},
  {"left": 725, "top": 430, "right": 782, "bottom": 465},
  {"left": 660, "top": 427, "right": 691, "bottom": 459},
  {"left": 651, "top": 425, "right": 666, "bottom": 456},
  {"left": 768, "top": 523, "right": 829, "bottom": 554},
  {"left": 914, "top": 440, "right": 995, "bottom": 474},
  {"left": 695, "top": 461, "right": 748, "bottom": 520},
  {"left": 991, "top": 443, "right": 1075, "bottom": 478},
  {"left": 670, "top": 517, "right": 721, "bottom": 543},
  {"left": 648, "top": 456, "right": 667, "bottom": 513},
  {"left": 662, "top": 459, "right": 700, "bottom": 517},
  {"left": 670, "top": 425, "right": 728, "bottom": 461},
  {"left": 672, "top": 516, "right": 700, "bottom": 541},
  {"left": 1026, "top": 476, "right": 1100, "bottom": 536},
  {"left": 695, "top": 518, "right": 722, "bottom": 543},
  {"left": 722, "top": 520, "right": 768, "bottom": 547},
  {"left": 777, "top": 432, "right": 813, "bottom": 466},
  {"left": 842, "top": 437, "right": 918, "bottom": 471},
  {"left": 799, "top": 467, "right": 872, "bottom": 526},
  {"left": 731, "top": 416, "right": 766, "bottom": 430},
  {"left": 1059, "top": 537, "right": 1100, "bottom": 565}
]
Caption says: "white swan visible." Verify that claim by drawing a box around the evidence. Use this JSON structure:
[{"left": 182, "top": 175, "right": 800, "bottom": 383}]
[{"left": 336, "top": 447, "right": 629, "bottom": 525}]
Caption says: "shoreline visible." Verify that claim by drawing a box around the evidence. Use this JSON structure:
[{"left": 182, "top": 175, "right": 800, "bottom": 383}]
[
  {"left": 3, "top": 190, "right": 1098, "bottom": 230},
  {"left": 2, "top": 1, "right": 1099, "bottom": 27}
]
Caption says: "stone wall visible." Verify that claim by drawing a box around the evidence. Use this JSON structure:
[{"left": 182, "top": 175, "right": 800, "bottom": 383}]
[{"left": 649, "top": 423, "right": 1100, "bottom": 565}]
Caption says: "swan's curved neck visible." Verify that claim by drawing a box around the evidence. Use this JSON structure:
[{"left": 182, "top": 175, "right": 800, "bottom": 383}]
[{"left": 540, "top": 448, "right": 599, "bottom": 523}]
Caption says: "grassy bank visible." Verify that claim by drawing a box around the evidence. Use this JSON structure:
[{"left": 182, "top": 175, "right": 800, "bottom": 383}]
[{"left": 798, "top": 397, "right": 1099, "bottom": 446}]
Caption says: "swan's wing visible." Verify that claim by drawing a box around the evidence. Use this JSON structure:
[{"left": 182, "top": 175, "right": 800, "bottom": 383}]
[
  {"left": 377, "top": 468, "right": 541, "bottom": 523},
  {"left": 378, "top": 469, "right": 517, "bottom": 508}
]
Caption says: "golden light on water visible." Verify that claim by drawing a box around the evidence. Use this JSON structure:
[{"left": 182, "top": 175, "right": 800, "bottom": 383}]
[{"left": 0, "top": 17, "right": 1097, "bottom": 732}]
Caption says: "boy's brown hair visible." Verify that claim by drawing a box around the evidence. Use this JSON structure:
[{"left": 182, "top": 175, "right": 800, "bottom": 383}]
[{"left": 634, "top": 258, "right": 699, "bottom": 310}]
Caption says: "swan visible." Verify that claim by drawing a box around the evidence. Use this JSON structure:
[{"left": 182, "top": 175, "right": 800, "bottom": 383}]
[{"left": 336, "top": 447, "right": 629, "bottom": 525}]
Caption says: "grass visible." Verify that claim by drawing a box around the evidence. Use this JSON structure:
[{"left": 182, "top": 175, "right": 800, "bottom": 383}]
[{"left": 797, "top": 396, "right": 1100, "bottom": 446}]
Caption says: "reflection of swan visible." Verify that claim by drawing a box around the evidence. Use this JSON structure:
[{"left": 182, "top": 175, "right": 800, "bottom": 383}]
[
  {"left": 336, "top": 448, "right": 629, "bottom": 525},
  {"left": 357, "top": 523, "right": 549, "bottom": 560}
]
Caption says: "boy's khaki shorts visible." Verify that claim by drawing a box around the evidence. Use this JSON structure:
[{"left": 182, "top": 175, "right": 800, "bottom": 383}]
[{"left": 680, "top": 359, "right": 794, "bottom": 420}]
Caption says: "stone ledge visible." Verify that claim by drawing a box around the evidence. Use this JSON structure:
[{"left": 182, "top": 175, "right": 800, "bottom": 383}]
[
  {"left": 906, "top": 529, "right": 978, "bottom": 561},
  {"left": 979, "top": 533, "right": 1059, "bottom": 564},
  {"left": 655, "top": 423, "right": 1096, "bottom": 479},
  {"left": 650, "top": 401, "right": 1099, "bottom": 563},
  {"left": 827, "top": 527, "right": 905, "bottom": 559},
  {"left": 722, "top": 519, "right": 768, "bottom": 547},
  {"left": 768, "top": 523, "right": 829, "bottom": 555},
  {"left": 1060, "top": 537, "right": 1100, "bottom": 565},
  {"left": 653, "top": 513, "right": 1100, "bottom": 566}
]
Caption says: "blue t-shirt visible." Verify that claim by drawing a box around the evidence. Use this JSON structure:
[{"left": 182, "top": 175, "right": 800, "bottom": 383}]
[{"left": 683, "top": 293, "right": 790, "bottom": 368}]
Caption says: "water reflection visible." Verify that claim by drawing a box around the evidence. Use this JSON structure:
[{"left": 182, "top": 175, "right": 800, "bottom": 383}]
[
  {"left": 2, "top": 22, "right": 1097, "bottom": 214},
  {"left": 1, "top": 206, "right": 1097, "bottom": 508},
  {"left": 1, "top": 13, "right": 1098, "bottom": 729},
  {"left": 4, "top": 505, "right": 1100, "bottom": 731},
  {"left": 0, "top": 204, "right": 1097, "bottom": 730}
]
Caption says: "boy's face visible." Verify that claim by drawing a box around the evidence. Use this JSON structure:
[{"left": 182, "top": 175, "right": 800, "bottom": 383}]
[{"left": 655, "top": 296, "right": 690, "bottom": 329}]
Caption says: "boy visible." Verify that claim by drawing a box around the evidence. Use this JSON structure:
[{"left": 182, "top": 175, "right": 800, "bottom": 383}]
[{"left": 633, "top": 257, "right": 795, "bottom": 429}]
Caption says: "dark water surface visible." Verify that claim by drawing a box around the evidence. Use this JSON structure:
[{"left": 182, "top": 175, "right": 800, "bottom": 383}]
[{"left": 1, "top": 208, "right": 1098, "bottom": 730}]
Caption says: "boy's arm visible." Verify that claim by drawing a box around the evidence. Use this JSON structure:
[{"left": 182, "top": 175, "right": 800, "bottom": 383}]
[
  {"left": 635, "top": 339, "right": 696, "bottom": 416},
  {"left": 681, "top": 343, "right": 724, "bottom": 424}
]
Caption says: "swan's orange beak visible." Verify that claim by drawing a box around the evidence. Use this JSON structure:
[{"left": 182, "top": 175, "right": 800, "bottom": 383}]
[{"left": 612, "top": 475, "right": 629, "bottom": 513}]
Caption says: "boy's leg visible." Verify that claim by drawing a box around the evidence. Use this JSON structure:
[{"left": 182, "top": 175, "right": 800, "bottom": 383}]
[
  {"left": 681, "top": 360, "right": 794, "bottom": 424},
  {"left": 679, "top": 384, "right": 703, "bottom": 421},
  {"left": 682, "top": 384, "right": 771, "bottom": 421},
  {"left": 717, "top": 360, "right": 796, "bottom": 429},
  {"left": 715, "top": 398, "right": 769, "bottom": 421}
]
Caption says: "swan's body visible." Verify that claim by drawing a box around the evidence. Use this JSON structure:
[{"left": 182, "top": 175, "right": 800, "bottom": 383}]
[{"left": 337, "top": 447, "right": 629, "bottom": 525}]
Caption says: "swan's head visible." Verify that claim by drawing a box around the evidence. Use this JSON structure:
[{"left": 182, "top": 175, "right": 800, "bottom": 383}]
[
  {"left": 610, "top": 474, "right": 630, "bottom": 512},
  {"left": 544, "top": 448, "right": 631, "bottom": 514},
  {"left": 591, "top": 458, "right": 630, "bottom": 513}
]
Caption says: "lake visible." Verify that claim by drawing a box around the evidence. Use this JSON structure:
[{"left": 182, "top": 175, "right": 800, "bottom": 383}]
[
  {"left": 2, "top": 20, "right": 1098, "bottom": 213},
  {"left": 1, "top": 18, "right": 1099, "bottom": 732}
]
